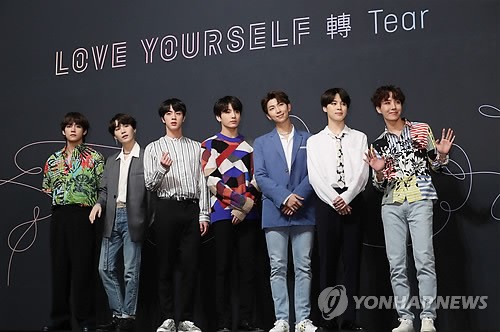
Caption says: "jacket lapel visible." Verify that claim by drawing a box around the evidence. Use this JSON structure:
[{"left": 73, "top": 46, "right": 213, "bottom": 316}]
[
  {"left": 291, "top": 130, "right": 302, "bottom": 168},
  {"left": 270, "top": 129, "right": 287, "bottom": 167}
]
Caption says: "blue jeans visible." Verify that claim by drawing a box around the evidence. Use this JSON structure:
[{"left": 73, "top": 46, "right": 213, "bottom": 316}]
[
  {"left": 265, "top": 226, "right": 314, "bottom": 323},
  {"left": 382, "top": 199, "right": 437, "bottom": 320},
  {"left": 98, "top": 207, "right": 142, "bottom": 318}
]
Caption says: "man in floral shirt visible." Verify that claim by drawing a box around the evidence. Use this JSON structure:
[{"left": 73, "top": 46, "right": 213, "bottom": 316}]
[
  {"left": 365, "top": 86, "right": 455, "bottom": 332},
  {"left": 42, "top": 112, "right": 104, "bottom": 332}
]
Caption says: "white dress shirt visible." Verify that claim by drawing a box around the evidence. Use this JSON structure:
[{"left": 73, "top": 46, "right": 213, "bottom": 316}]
[
  {"left": 116, "top": 142, "right": 140, "bottom": 204},
  {"left": 307, "top": 125, "right": 369, "bottom": 207}
]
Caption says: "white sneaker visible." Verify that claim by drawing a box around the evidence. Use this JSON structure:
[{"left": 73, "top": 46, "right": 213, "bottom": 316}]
[
  {"left": 392, "top": 319, "right": 415, "bottom": 332},
  {"left": 269, "top": 320, "right": 289, "bottom": 332},
  {"left": 178, "top": 320, "right": 202, "bottom": 332},
  {"left": 157, "top": 319, "right": 176, "bottom": 332},
  {"left": 420, "top": 318, "right": 436, "bottom": 332},
  {"left": 295, "top": 319, "right": 317, "bottom": 332}
]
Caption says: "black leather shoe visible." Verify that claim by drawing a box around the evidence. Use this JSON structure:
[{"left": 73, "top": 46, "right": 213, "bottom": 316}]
[
  {"left": 340, "top": 321, "right": 366, "bottom": 331},
  {"left": 42, "top": 322, "right": 72, "bottom": 331},
  {"left": 238, "top": 321, "right": 263, "bottom": 332},
  {"left": 216, "top": 327, "right": 231, "bottom": 332},
  {"left": 96, "top": 316, "right": 120, "bottom": 332},
  {"left": 320, "top": 319, "right": 338, "bottom": 331},
  {"left": 118, "top": 318, "right": 135, "bottom": 331}
]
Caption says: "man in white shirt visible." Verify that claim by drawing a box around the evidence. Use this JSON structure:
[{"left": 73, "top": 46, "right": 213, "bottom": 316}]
[
  {"left": 307, "top": 88, "right": 369, "bottom": 332},
  {"left": 144, "top": 98, "right": 210, "bottom": 332}
]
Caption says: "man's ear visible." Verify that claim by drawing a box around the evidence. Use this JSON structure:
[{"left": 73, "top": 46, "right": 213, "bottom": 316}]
[
  {"left": 376, "top": 107, "right": 382, "bottom": 114},
  {"left": 83, "top": 130, "right": 88, "bottom": 136},
  {"left": 216, "top": 115, "right": 221, "bottom": 122}
]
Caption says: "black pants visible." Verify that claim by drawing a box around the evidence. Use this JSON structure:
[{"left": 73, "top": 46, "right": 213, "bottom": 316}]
[
  {"left": 153, "top": 199, "right": 201, "bottom": 322},
  {"left": 315, "top": 193, "right": 363, "bottom": 322},
  {"left": 213, "top": 219, "right": 260, "bottom": 327},
  {"left": 50, "top": 205, "right": 96, "bottom": 328}
]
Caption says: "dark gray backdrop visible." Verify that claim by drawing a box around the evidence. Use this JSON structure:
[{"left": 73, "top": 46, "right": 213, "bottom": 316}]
[{"left": 1, "top": 1, "right": 499, "bottom": 331}]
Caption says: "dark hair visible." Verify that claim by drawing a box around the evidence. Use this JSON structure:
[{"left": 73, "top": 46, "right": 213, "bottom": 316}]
[
  {"left": 158, "top": 98, "right": 187, "bottom": 118},
  {"left": 320, "top": 88, "right": 351, "bottom": 108},
  {"left": 213, "top": 96, "right": 243, "bottom": 117},
  {"left": 260, "top": 91, "right": 291, "bottom": 114},
  {"left": 108, "top": 113, "right": 137, "bottom": 136},
  {"left": 60, "top": 112, "right": 90, "bottom": 135},
  {"left": 371, "top": 85, "right": 405, "bottom": 108}
]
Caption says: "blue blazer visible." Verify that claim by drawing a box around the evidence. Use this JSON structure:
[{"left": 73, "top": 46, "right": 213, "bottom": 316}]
[{"left": 253, "top": 128, "right": 316, "bottom": 229}]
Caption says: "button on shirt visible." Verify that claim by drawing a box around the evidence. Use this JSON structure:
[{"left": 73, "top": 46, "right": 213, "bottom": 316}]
[
  {"left": 307, "top": 126, "right": 369, "bottom": 207},
  {"left": 143, "top": 135, "right": 210, "bottom": 222},
  {"left": 116, "top": 142, "right": 140, "bottom": 204}
]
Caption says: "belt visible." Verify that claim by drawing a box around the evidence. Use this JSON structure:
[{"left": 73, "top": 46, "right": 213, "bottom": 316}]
[
  {"left": 165, "top": 196, "right": 199, "bottom": 204},
  {"left": 116, "top": 201, "right": 126, "bottom": 208}
]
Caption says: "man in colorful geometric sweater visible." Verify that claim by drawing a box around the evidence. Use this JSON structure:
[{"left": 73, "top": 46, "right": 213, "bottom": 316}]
[
  {"left": 201, "top": 96, "right": 262, "bottom": 332},
  {"left": 365, "top": 85, "right": 455, "bottom": 332}
]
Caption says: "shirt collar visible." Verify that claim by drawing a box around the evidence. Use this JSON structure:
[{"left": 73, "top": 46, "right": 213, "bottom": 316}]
[
  {"left": 383, "top": 118, "right": 412, "bottom": 135},
  {"left": 62, "top": 143, "right": 85, "bottom": 157},
  {"left": 324, "top": 125, "right": 351, "bottom": 139},
  {"left": 116, "top": 142, "right": 140, "bottom": 160}
]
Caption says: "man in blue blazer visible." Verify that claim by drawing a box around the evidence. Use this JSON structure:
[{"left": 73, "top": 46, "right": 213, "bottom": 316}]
[
  {"left": 253, "top": 91, "right": 317, "bottom": 332},
  {"left": 89, "top": 114, "right": 149, "bottom": 332}
]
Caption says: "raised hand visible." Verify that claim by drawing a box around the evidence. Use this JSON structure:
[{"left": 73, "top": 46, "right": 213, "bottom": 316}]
[
  {"left": 364, "top": 146, "right": 385, "bottom": 172},
  {"left": 435, "top": 128, "right": 455, "bottom": 156},
  {"left": 160, "top": 151, "right": 173, "bottom": 169}
]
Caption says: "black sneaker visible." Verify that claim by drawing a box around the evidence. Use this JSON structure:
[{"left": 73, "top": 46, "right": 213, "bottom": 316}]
[{"left": 96, "top": 316, "right": 120, "bottom": 332}]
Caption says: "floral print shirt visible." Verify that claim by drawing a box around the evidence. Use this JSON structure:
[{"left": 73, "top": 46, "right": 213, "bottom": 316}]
[
  {"left": 371, "top": 119, "right": 448, "bottom": 205},
  {"left": 42, "top": 144, "right": 104, "bottom": 207}
]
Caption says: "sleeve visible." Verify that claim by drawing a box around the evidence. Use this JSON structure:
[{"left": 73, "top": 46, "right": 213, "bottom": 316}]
[
  {"left": 41, "top": 158, "right": 52, "bottom": 194},
  {"left": 198, "top": 147, "right": 211, "bottom": 223},
  {"left": 340, "top": 133, "right": 369, "bottom": 204},
  {"left": 202, "top": 139, "right": 254, "bottom": 214},
  {"left": 143, "top": 142, "right": 168, "bottom": 192},
  {"left": 253, "top": 137, "right": 293, "bottom": 209},
  {"left": 306, "top": 137, "right": 339, "bottom": 208},
  {"left": 94, "top": 152, "right": 105, "bottom": 188},
  {"left": 96, "top": 157, "right": 109, "bottom": 208}
]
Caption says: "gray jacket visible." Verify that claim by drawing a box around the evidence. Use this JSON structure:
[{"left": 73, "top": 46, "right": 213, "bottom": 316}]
[{"left": 97, "top": 148, "right": 149, "bottom": 242}]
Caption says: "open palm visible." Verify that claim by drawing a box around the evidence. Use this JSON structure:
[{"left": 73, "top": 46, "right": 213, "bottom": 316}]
[{"left": 435, "top": 128, "right": 455, "bottom": 155}]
